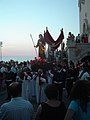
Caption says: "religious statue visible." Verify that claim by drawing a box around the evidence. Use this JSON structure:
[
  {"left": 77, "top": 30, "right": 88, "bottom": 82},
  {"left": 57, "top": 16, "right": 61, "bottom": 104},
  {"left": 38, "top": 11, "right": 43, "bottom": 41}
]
[{"left": 35, "top": 34, "right": 46, "bottom": 59}]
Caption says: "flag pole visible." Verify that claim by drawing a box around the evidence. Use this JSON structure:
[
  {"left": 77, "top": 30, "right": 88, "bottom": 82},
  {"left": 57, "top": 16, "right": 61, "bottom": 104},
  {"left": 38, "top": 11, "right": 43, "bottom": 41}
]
[{"left": 30, "top": 34, "right": 37, "bottom": 57}]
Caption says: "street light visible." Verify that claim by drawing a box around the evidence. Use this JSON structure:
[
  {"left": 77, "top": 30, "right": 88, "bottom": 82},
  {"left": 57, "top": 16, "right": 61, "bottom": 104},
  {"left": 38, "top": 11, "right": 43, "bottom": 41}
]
[{"left": 0, "top": 41, "right": 3, "bottom": 61}]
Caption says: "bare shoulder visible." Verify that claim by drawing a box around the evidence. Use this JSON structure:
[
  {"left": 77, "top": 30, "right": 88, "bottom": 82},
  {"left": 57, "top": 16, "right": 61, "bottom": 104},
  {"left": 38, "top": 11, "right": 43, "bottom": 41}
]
[
  {"left": 35, "top": 104, "right": 42, "bottom": 120},
  {"left": 64, "top": 109, "right": 74, "bottom": 120}
]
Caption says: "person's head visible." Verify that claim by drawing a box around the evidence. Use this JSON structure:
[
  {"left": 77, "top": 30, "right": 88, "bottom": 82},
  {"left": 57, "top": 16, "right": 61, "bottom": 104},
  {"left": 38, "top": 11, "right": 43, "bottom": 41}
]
[
  {"left": 38, "top": 69, "right": 43, "bottom": 76},
  {"left": 68, "top": 32, "right": 71, "bottom": 36},
  {"left": 8, "top": 82, "right": 22, "bottom": 98},
  {"left": 70, "top": 80, "right": 90, "bottom": 100},
  {"left": 57, "top": 64, "right": 62, "bottom": 70},
  {"left": 82, "top": 63, "right": 89, "bottom": 72},
  {"left": 39, "top": 34, "right": 43, "bottom": 39},
  {"left": 69, "top": 80, "right": 90, "bottom": 111},
  {"left": 44, "top": 84, "right": 58, "bottom": 100},
  {"left": 78, "top": 34, "right": 80, "bottom": 36}
]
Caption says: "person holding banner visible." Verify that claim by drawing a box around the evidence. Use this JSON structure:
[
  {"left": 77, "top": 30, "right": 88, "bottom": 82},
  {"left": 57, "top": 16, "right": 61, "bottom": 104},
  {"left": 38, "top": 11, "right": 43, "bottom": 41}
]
[{"left": 34, "top": 34, "right": 46, "bottom": 59}]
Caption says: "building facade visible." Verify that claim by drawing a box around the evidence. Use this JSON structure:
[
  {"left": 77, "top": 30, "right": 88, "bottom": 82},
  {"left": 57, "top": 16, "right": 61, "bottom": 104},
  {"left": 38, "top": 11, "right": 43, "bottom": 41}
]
[
  {"left": 78, "top": 0, "right": 90, "bottom": 42},
  {"left": 67, "top": 40, "right": 90, "bottom": 64},
  {"left": 66, "top": 0, "right": 90, "bottom": 64}
]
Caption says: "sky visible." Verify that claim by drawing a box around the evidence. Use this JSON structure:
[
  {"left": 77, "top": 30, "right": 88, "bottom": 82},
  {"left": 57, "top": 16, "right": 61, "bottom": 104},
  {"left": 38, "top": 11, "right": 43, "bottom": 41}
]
[{"left": 0, "top": 0, "right": 79, "bottom": 58}]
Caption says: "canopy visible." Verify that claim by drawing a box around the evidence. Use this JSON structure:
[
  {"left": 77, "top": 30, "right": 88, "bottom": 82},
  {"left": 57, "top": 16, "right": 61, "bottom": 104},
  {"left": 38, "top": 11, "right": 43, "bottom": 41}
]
[{"left": 44, "top": 28, "right": 64, "bottom": 50}]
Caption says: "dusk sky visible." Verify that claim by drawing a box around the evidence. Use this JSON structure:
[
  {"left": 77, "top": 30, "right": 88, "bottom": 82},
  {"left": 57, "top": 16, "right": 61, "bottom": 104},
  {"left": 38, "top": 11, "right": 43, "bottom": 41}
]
[{"left": 0, "top": 0, "right": 79, "bottom": 58}]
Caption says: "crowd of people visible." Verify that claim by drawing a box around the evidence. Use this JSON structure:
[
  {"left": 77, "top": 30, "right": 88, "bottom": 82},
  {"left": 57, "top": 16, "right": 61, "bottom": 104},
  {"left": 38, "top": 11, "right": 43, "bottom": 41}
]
[
  {"left": 67, "top": 32, "right": 89, "bottom": 43},
  {"left": 0, "top": 57, "right": 90, "bottom": 119},
  {"left": 0, "top": 31, "right": 90, "bottom": 119}
]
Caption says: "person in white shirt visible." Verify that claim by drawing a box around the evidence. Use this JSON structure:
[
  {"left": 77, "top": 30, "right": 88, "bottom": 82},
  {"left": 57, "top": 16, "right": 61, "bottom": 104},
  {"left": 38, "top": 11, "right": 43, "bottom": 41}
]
[{"left": 78, "top": 63, "right": 90, "bottom": 80}]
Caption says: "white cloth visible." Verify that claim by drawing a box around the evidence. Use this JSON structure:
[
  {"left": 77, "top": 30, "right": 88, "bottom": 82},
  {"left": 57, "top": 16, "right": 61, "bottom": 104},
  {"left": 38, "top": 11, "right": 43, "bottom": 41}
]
[
  {"left": 47, "top": 70, "right": 54, "bottom": 84},
  {"left": 22, "top": 80, "right": 27, "bottom": 100},
  {"left": 0, "top": 67, "right": 6, "bottom": 73},
  {"left": 11, "top": 66, "right": 17, "bottom": 73},
  {"left": 36, "top": 76, "right": 47, "bottom": 104},
  {"left": 22, "top": 76, "right": 32, "bottom": 101},
  {"left": 31, "top": 74, "right": 36, "bottom": 96},
  {"left": 79, "top": 70, "right": 90, "bottom": 80}
]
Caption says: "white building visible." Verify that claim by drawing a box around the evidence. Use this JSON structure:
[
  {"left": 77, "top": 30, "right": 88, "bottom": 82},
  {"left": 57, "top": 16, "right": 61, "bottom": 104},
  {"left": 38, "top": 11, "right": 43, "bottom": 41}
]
[{"left": 78, "top": 0, "right": 90, "bottom": 42}]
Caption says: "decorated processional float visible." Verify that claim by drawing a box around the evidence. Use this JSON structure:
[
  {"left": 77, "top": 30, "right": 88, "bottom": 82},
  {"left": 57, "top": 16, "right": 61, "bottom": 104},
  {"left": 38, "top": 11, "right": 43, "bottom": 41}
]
[{"left": 30, "top": 27, "right": 67, "bottom": 72}]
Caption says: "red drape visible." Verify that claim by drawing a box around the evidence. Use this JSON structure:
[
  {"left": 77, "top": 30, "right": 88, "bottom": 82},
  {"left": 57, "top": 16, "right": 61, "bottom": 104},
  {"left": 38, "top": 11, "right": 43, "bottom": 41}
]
[{"left": 44, "top": 29, "right": 64, "bottom": 50}]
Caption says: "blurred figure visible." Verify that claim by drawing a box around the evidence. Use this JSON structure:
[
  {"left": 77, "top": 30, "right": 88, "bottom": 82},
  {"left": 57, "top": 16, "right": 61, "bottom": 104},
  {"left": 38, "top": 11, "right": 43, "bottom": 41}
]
[
  {"left": 81, "top": 34, "right": 85, "bottom": 43},
  {"left": 85, "top": 34, "right": 88, "bottom": 43},
  {"left": 66, "top": 65, "right": 75, "bottom": 98},
  {"left": 53, "top": 64, "right": 66, "bottom": 101},
  {"left": 64, "top": 80, "right": 90, "bottom": 120},
  {"left": 78, "top": 63, "right": 90, "bottom": 80},
  {"left": 35, "top": 84, "right": 66, "bottom": 120},
  {"left": 76, "top": 34, "right": 80, "bottom": 43},
  {"left": 0, "top": 82, "right": 34, "bottom": 120}
]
